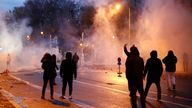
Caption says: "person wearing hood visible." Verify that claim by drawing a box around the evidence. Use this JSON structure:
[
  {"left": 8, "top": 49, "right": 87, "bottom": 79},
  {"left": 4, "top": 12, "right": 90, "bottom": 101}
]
[
  {"left": 125, "top": 45, "right": 146, "bottom": 108},
  {"left": 163, "top": 50, "right": 177, "bottom": 91},
  {"left": 60, "top": 52, "right": 77, "bottom": 99},
  {"left": 144, "top": 50, "right": 163, "bottom": 100}
]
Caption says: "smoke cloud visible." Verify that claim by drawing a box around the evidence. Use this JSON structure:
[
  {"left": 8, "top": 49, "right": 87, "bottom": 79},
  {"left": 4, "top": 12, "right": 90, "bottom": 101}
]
[
  {"left": 1, "top": 0, "right": 191, "bottom": 73},
  {"left": 135, "top": 0, "right": 192, "bottom": 72},
  {"left": 0, "top": 11, "right": 57, "bottom": 73}
]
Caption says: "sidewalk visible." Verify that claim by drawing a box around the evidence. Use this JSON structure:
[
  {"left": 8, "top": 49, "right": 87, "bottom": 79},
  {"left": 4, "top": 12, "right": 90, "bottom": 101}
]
[{"left": 0, "top": 73, "right": 80, "bottom": 108}]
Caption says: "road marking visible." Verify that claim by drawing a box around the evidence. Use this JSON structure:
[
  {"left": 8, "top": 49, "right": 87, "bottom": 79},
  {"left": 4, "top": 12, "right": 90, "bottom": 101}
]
[
  {"left": 9, "top": 74, "right": 95, "bottom": 108},
  {"left": 11, "top": 72, "right": 192, "bottom": 108},
  {"left": 75, "top": 80, "right": 192, "bottom": 108},
  {"left": 149, "top": 91, "right": 192, "bottom": 102}
]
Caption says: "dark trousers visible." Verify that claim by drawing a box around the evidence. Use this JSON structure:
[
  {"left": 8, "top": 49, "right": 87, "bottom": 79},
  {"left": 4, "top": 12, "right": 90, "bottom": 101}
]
[
  {"left": 42, "top": 77, "right": 54, "bottom": 97},
  {"left": 128, "top": 78, "right": 146, "bottom": 108},
  {"left": 62, "top": 78, "right": 73, "bottom": 96},
  {"left": 145, "top": 79, "right": 161, "bottom": 99}
]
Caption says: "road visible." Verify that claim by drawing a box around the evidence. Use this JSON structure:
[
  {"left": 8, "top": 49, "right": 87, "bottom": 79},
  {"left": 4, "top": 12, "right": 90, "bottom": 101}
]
[{"left": 12, "top": 67, "right": 192, "bottom": 108}]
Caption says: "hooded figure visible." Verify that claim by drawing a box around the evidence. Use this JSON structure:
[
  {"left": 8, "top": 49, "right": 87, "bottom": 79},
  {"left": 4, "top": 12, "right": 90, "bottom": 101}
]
[
  {"left": 60, "top": 52, "right": 77, "bottom": 99},
  {"left": 144, "top": 50, "right": 163, "bottom": 100},
  {"left": 125, "top": 45, "right": 146, "bottom": 108},
  {"left": 41, "top": 53, "right": 55, "bottom": 100},
  {"left": 163, "top": 50, "right": 177, "bottom": 90}
]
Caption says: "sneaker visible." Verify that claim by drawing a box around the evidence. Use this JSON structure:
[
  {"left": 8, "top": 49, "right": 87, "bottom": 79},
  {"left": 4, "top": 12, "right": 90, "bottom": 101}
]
[
  {"left": 173, "top": 85, "right": 176, "bottom": 90},
  {"left": 69, "top": 96, "right": 72, "bottom": 99},
  {"left": 60, "top": 96, "right": 65, "bottom": 99},
  {"left": 41, "top": 96, "right": 45, "bottom": 99},
  {"left": 51, "top": 96, "right": 54, "bottom": 100},
  {"left": 167, "top": 88, "right": 172, "bottom": 91}
]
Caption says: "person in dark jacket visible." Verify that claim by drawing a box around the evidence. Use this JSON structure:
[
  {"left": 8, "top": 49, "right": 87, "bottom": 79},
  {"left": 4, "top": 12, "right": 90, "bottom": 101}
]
[
  {"left": 41, "top": 53, "right": 55, "bottom": 99},
  {"left": 52, "top": 54, "right": 59, "bottom": 85},
  {"left": 73, "top": 52, "right": 79, "bottom": 64},
  {"left": 125, "top": 45, "right": 146, "bottom": 108},
  {"left": 163, "top": 50, "right": 177, "bottom": 90},
  {"left": 60, "top": 52, "right": 77, "bottom": 99},
  {"left": 144, "top": 50, "right": 163, "bottom": 100}
]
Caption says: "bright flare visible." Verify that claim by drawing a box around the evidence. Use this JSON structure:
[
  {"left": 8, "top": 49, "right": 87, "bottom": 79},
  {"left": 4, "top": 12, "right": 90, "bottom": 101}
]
[{"left": 115, "top": 3, "right": 121, "bottom": 11}]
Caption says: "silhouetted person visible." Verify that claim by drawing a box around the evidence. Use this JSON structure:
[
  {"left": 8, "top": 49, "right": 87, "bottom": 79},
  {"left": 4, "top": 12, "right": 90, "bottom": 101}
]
[
  {"left": 52, "top": 54, "right": 59, "bottom": 85},
  {"left": 183, "top": 52, "right": 189, "bottom": 72},
  {"left": 163, "top": 50, "right": 177, "bottom": 90},
  {"left": 124, "top": 44, "right": 131, "bottom": 59},
  {"left": 125, "top": 45, "right": 146, "bottom": 108},
  {"left": 5, "top": 53, "right": 11, "bottom": 74},
  {"left": 41, "top": 53, "right": 55, "bottom": 99},
  {"left": 60, "top": 52, "right": 77, "bottom": 99},
  {"left": 41, "top": 52, "right": 49, "bottom": 63},
  {"left": 144, "top": 50, "right": 163, "bottom": 101},
  {"left": 73, "top": 52, "right": 79, "bottom": 64}
]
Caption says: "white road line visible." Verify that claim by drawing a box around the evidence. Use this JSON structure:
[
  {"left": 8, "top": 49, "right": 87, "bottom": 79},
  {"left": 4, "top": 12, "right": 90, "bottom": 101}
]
[
  {"left": 75, "top": 80, "right": 192, "bottom": 108},
  {"left": 11, "top": 72, "right": 192, "bottom": 108},
  {"left": 9, "top": 74, "right": 95, "bottom": 108},
  {"left": 149, "top": 91, "right": 192, "bottom": 102}
]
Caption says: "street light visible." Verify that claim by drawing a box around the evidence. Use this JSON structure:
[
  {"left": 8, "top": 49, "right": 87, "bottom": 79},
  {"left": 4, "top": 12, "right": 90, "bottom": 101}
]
[
  {"left": 128, "top": 7, "right": 131, "bottom": 47},
  {"left": 40, "top": 31, "right": 44, "bottom": 35},
  {"left": 115, "top": 3, "right": 121, "bottom": 11},
  {"left": 80, "top": 32, "right": 85, "bottom": 65},
  {"left": 26, "top": 35, "right": 31, "bottom": 40}
]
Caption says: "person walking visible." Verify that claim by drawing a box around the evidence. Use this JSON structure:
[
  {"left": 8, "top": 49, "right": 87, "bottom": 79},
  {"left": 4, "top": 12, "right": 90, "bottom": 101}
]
[
  {"left": 163, "top": 50, "right": 177, "bottom": 91},
  {"left": 41, "top": 53, "right": 55, "bottom": 99},
  {"left": 73, "top": 52, "right": 79, "bottom": 64},
  {"left": 52, "top": 54, "right": 59, "bottom": 85},
  {"left": 124, "top": 45, "right": 146, "bottom": 108},
  {"left": 144, "top": 50, "right": 163, "bottom": 101},
  {"left": 60, "top": 52, "right": 77, "bottom": 99}
]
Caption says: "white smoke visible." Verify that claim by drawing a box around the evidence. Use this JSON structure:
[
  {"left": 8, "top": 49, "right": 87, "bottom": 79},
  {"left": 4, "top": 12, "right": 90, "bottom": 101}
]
[
  {"left": 135, "top": 0, "right": 192, "bottom": 72},
  {"left": 0, "top": 11, "right": 59, "bottom": 73}
]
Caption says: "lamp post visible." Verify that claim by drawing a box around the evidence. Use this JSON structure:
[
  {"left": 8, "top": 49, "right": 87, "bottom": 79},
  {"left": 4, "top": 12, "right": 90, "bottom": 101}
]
[
  {"left": 128, "top": 7, "right": 131, "bottom": 47},
  {"left": 80, "top": 32, "right": 84, "bottom": 65}
]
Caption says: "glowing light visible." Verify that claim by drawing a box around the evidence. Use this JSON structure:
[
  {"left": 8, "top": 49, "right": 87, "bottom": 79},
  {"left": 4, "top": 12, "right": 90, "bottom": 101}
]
[
  {"left": 112, "top": 35, "right": 115, "bottom": 39},
  {"left": 40, "top": 31, "right": 44, "bottom": 35},
  {"left": 26, "top": 35, "right": 31, "bottom": 40},
  {"left": 108, "top": 2, "right": 122, "bottom": 17},
  {"left": 80, "top": 43, "right": 83, "bottom": 47},
  {"left": 115, "top": 3, "right": 121, "bottom": 11},
  {"left": 0, "top": 47, "right": 2, "bottom": 51}
]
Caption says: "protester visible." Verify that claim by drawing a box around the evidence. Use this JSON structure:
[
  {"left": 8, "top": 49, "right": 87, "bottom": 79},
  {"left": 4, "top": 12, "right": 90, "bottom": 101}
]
[
  {"left": 73, "top": 52, "right": 79, "bottom": 64},
  {"left": 163, "top": 50, "right": 177, "bottom": 90},
  {"left": 60, "top": 52, "right": 77, "bottom": 99},
  {"left": 41, "top": 53, "right": 55, "bottom": 99},
  {"left": 52, "top": 54, "right": 59, "bottom": 85},
  {"left": 144, "top": 50, "right": 163, "bottom": 100},
  {"left": 124, "top": 45, "right": 146, "bottom": 108}
]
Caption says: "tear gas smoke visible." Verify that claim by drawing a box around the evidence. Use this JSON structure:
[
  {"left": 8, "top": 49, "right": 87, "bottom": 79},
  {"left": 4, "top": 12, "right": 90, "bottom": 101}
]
[
  {"left": 79, "top": 0, "right": 192, "bottom": 72},
  {"left": 135, "top": 0, "right": 192, "bottom": 72},
  {"left": 0, "top": 11, "right": 60, "bottom": 73},
  {"left": 0, "top": 0, "right": 191, "bottom": 73}
]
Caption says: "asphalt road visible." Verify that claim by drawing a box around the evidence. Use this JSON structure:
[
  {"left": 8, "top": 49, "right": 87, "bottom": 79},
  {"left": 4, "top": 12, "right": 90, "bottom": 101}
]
[{"left": 12, "top": 68, "right": 192, "bottom": 108}]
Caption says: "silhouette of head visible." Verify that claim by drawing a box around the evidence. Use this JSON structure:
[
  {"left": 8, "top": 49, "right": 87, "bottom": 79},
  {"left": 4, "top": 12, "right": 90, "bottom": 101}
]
[
  {"left": 150, "top": 50, "right": 157, "bottom": 58},
  {"left": 130, "top": 45, "right": 139, "bottom": 56},
  {"left": 168, "top": 50, "right": 174, "bottom": 56},
  {"left": 66, "top": 52, "right": 72, "bottom": 60},
  {"left": 42, "top": 53, "right": 51, "bottom": 62},
  {"left": 52, "top": 54, "right": 56, "bottom": 61}
]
